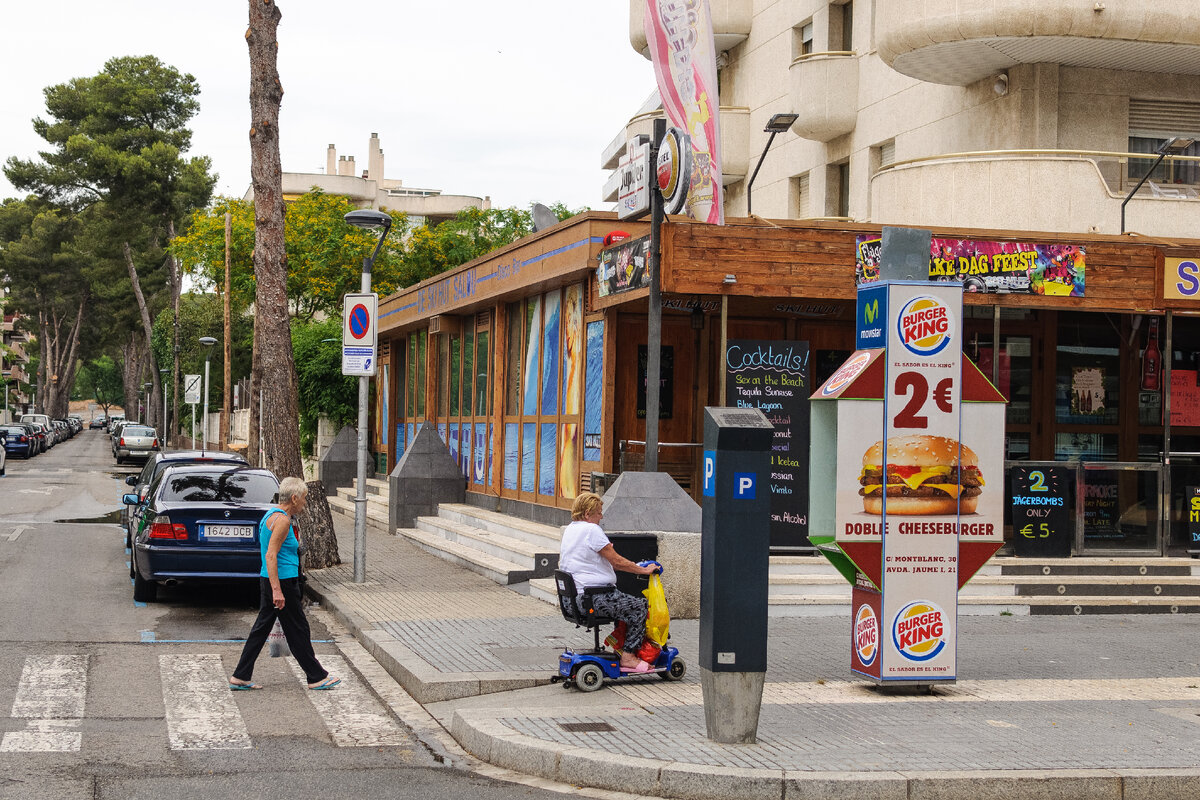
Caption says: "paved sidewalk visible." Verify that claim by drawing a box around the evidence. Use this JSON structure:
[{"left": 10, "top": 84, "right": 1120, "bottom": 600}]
[{"left": 308, "top": 514, "right": 1200, "bottom": 800}]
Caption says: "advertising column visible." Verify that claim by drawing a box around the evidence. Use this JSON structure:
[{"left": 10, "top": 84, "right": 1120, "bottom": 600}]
[{"left": 878, "top": 284, "right": 963, "bottom": 682}]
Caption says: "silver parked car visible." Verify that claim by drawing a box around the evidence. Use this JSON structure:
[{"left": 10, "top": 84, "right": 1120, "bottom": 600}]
[{"left": 114, "top": 425, "right": 160, "bottom": 465}]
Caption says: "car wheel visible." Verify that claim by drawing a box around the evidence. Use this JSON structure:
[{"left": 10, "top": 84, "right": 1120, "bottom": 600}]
[
  {"left": 132, "top": 561, "right": 158, "bottom": 602},
  {"left": 574, "top": 663, "right": 605, "bottom": 692},
  {"left": 660, "top": 657, "right": 687, "bottom": 681}
]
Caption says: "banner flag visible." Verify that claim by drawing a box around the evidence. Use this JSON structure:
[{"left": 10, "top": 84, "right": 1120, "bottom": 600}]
[{"left": 644, "top": 0, "right": 724, "bottom": 225}]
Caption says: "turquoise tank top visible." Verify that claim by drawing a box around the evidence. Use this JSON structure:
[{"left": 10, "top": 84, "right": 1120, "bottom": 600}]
[{"left": 259, "top": 508, "right": 300, "bottom": 580}]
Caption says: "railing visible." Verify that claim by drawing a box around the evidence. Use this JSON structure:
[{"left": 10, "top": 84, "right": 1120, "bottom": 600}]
[
  {"left": 876, "top": 148, "right": 1200, "bottom": 197},
  {"left": 618, "top": 440, "right": 703, "bottom": 494}
]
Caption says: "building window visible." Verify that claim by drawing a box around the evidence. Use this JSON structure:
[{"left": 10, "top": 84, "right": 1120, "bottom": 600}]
[
  {"left": 793, "top": 20, "right": 813, "bottom": 59},
  {"left": 790, "top": 173, "right": 810, "bottom": 218},
  {"left": 827, "top": 162, "right": 850, "bottom": 218},
  {"left": 1128, "top": 99, "right": 1200, "bottom": 186},
  {"left": 838, "top": 1, "right": 854, "bottom": 51}
]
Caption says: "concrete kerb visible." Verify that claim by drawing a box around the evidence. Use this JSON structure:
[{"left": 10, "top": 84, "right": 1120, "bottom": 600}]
[{"left": 446, "top": 706, "right": 1200, "bottom": 800}]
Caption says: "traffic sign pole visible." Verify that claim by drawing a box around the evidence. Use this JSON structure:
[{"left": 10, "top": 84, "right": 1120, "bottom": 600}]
[{"left": 353, "top": 267, "right": 371, "bottom": 583}]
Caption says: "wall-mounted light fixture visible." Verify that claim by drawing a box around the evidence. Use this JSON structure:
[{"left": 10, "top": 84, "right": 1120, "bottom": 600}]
[{"left": 992, "top": 73, "right": 1009, "bottom": 96}]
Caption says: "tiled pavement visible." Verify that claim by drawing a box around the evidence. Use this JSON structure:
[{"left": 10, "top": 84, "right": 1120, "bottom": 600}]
[{"left": 308, "top": 512, "right": 1200, "bottom": 799}]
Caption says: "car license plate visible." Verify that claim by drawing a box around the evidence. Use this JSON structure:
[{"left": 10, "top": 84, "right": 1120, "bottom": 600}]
[
  {"left": 202, "top": 525, "right": 254, "bottom": 540},
  {"left": 131, "top": 450, "right": 148, "bottom": 455}
]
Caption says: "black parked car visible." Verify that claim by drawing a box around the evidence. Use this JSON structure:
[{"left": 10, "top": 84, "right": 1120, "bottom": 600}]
[{"left": 122, "top": 450, "right": 250, "bottom": 547}]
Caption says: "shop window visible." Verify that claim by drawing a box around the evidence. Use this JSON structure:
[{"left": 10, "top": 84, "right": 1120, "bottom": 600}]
[
  {"left": 449, "top": 335, "right": 461, "bottom": 417},
  {"left": 462, "top": 327, "right": 474, "bottom": 417},
  {"left": 506, "top": 302, "right": 522, "bottom": 413},
  {"left": 476, "top": 329, "right": 490, "bottom": 415},
  {"left": 523, "top": 297, "right": 542, "bottom": 416},
  {"left": 438, "top": 334, "right": 450, "bottom": 417},
  {"left": 1055, "top": 314, "right": 1119, "bottom": 427},
  {"left": 541, "top": 291, "right": 561, "bottom": 415},
  {"left": 561, "top": 285, "right": 584, "bottom": 415},
  {"left": 1055, "top": 432, "right": 1118, "bottom": 461},
  {"left": 583, "top": 320, "right": 605, "bottom": 461},
  {"left": 972, "top": 335, "right": 1032, "bottom": 425}
]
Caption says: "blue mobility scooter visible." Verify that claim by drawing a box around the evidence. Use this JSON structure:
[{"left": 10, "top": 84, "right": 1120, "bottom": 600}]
[{"left": 550, "top": 567, "right": 686, "bottom": 692}]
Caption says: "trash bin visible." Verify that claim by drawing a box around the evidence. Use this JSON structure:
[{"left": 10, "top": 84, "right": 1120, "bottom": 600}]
[{"left": 607, "top": 533, "right": 658, "bottom": 596}]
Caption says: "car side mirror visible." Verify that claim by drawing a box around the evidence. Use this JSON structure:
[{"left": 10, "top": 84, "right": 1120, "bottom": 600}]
[
  {"left": 122, "top": 494, "right": 140, "bottom": 505},
  {"left": 125, "top": 475, "right": 138, "bottom": 486}
]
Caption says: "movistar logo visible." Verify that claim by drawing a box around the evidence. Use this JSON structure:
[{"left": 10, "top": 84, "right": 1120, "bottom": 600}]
[{"left": 863, "top": 300, "right": 879, "bottom": 324}]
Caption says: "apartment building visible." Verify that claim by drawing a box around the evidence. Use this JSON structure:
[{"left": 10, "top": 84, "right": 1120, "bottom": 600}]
[
  {"left": 245, "top": 133, "right": 490, "bottom": 229},
  {"left": 605, "top": 1, "right": 1200, "bottom": 238},
  {"left": 0, "top": 287, "right": 32, "bottom": 421}
]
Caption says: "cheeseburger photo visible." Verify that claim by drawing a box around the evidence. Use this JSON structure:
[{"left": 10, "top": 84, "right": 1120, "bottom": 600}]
[{"left": 859, "top": 435, "right": 984, "bottom": 515}]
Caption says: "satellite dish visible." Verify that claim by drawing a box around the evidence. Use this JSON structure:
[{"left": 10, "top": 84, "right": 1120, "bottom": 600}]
[{"left": 531, "top": 203, "right": 558, "bottom": 233}]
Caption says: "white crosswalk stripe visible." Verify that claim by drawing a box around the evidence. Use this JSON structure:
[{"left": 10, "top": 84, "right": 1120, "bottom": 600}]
[
  {"left": 1, "top": 655, "right": 87, "bottom": 752},
  {"left": 160, "top": 654, "right": 251, "bottom": 750},
  {"left": 289, "top": 655, "right": 409, "bottom": 747}
]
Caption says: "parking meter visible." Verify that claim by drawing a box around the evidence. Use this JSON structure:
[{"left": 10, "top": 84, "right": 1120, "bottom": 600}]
[{"left": 700, "top": 407, "right": 772, "bottom": 743}]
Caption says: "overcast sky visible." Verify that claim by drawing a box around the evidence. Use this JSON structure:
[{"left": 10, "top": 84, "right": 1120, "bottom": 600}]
[{"left": 0, "top": 1, "right": 655, "bottom": 211}]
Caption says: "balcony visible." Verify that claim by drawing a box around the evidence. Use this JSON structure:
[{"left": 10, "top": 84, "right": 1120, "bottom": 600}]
[
  {"left": 870, "top": 149, "right": 1200, "bottom": 238},
  {"left": 616, "top": 106, "right": 751, "bottom": 185},
  {"left": 789, "top": 53, "right": 859, "bottom": 142},
  {"left": 876, "top": 1, "right": 1200, "bottom": 86},
  {"left": 630, "top": 0, "right": 751, "bottom": 59}
]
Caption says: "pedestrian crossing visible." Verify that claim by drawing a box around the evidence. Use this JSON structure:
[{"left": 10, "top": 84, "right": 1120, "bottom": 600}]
[{"left": 0, "top": 652, "right": 412, "bottom": 754}]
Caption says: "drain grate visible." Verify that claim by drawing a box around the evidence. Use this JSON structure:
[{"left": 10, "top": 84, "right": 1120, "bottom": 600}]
[{"left": 558, "top": 721, "right": 616, "bottom": 733}]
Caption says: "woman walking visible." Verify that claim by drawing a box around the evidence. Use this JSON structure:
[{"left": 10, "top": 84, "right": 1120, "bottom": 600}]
[{"left": 229, "top": 476, "right": 339, "bottom": 690}]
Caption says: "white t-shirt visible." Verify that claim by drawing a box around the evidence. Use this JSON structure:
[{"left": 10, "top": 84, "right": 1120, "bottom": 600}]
[{"left": 559, "top": 520, "right": 616, "bottom": 594}]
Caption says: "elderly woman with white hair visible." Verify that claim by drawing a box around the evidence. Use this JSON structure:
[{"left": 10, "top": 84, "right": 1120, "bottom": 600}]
[{"left": 229, "top": 476, "right": 339, "bottom": 690}]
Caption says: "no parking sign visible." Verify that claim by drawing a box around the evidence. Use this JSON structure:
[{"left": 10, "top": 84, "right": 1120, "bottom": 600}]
[{"left": 342, "top": 292, "right": 378, "bottom": 376}]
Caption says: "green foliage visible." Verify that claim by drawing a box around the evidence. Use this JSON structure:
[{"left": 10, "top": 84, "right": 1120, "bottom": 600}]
[
  {"left": 150, "top": 293, "right": 254, "bottom": 406},
  {"left": 75, "top": 355, "right": 123, "bottom": 409},
  {"left": 291, "top": 318, "right": 357, "bottom": 457}
]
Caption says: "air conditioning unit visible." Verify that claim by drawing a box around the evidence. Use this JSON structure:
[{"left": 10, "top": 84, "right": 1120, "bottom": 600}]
[{"left": 428, "top": 315, "right": 460, "bottom": 335}]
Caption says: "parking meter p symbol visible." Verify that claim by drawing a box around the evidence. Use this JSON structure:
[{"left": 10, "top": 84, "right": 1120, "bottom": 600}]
[
  {"left": 734, "top": 472, "right": 756, "bottom": 499},
  {"left": 703, "top": 451, "right": 716, "bottom": 497}
]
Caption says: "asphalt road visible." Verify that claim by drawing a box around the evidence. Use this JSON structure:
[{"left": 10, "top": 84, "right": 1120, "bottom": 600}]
[{"left": 0, "top": 430, "right": 563, "bottom": 800}]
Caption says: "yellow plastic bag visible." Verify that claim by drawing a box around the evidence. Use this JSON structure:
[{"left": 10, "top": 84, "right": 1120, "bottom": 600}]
[{"left": 643, "top": 573, "right": 670, "bottom": 647}]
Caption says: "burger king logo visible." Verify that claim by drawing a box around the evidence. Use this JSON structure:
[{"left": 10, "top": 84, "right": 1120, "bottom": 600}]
[
  {"left": 896, "top": 296, "right": 953, "bottom": 356},
  {"left": 854, "top": 604, "right": 878, "bottom": 666},
  {"left": 821, "top": 351, "right": 872, "bottom": 396},
  {"left": 892, "top": 601, "right": 946, "bottom": 661}
]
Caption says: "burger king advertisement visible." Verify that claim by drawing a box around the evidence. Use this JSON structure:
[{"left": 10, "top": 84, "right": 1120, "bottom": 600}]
[{"left": 814, "top": 280, "right": 1005, "bottom": 684}]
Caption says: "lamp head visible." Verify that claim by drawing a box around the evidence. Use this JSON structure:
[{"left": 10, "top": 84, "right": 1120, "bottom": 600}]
[
  {"left": 1158, "top": 136, "right": 1197, "bottom": 155},
  {"left": 764, "top": 113, "right": 798, "bottom": 133},
  {"left": 344, "top": 209, "right": 393, "bottom": 232},
  {"left": 199, "top": 336, "right": 218, "bottom": 347}
]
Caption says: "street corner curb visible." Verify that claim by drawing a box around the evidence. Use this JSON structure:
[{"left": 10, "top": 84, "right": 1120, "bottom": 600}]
[
  {"left": 659, "top": 763, "right": 784, "bottom": 800},
  {"left": 902, "top": 769, "right": 1122, "bottom": 800},
  {"left": 1116, "top": 768, "right": 1200, "bottom": 800},
  {"left": 557, "top": 746, "right": 665, "bottom": 797},
  {"left": 784, "top": 770, "right": 907, "bottom": 800}
]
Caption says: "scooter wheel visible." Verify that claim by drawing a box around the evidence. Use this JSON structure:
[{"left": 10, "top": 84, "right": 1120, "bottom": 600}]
[
  {"left": 574, "top": 663, "right": 605, "bottom": 692},
  {"left": 660, "top": 657, "right": 687, "bottom": 681}
]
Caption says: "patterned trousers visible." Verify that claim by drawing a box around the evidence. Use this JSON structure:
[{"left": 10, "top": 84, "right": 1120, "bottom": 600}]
[{"left": 582, "top": 590, "right": 648, "bottom": 654}]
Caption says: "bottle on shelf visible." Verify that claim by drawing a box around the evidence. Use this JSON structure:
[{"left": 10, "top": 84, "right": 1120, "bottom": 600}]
[{"left": 1141, "top": 317, "right": 1161, "bottom": 392}]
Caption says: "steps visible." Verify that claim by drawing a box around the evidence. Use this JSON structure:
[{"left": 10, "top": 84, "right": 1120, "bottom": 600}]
[
  {"left": 764, "top": 555, "right": 1200, "bottom": 617},
  {"left": 328, "top": 476, "right": 1200, "bottom": 616}
]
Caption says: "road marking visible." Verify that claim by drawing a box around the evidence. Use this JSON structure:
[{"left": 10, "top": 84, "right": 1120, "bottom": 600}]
[
  {"left": 18, "top": 488, "right": 53, "bottom": 495},
  {"left": 160, "top": 654, "right": 251, "bottom": 750},
  {"left": 289, "top": 655, "right": 409, "bottom": 747},
  {"left": 0, "top": 655, "right": 88, "bottom": 752},
  {"left": 5, "top": 526, "right": 28, "bottom": 542}
]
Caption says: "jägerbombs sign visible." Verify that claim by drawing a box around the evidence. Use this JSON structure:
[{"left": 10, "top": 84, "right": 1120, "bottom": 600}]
[
  {"left": 597, "top": 235, "right": 650, "bottom": 297},
  {"left": 725, "top": 340, "right": 811, "bottom": 548},
  {"left": 855, "top": 235, "right": 1085, "bottom": 297},
  {"left": 1010, "top": 466, "right": 1072, "bottom": 557}
]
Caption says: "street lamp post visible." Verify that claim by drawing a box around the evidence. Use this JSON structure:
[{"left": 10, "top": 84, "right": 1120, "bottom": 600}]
[
  {"left": 1121, "top": 136, "right": 1197, "bottom": 233},
  {"left": 200, "top": 336, "right": 217, "bottom": 451},
  {"left": 746, "top": 113, "right": 799, "bottom": 218},
  {"left": 159, "top": 368, "right": 169, "bottom": 451},
  {"left": 343, "top": 209, "right": 393, "bottom": 584}
]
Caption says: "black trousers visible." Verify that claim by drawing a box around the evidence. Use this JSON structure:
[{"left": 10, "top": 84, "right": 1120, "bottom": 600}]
[{"left": 232, "top": 577, "right": 328, "bottom": 684}]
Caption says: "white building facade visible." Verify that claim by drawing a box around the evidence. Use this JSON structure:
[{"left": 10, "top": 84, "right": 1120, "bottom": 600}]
[{"left": 605, "top": 1, "right": 1200, "bottom": 238}]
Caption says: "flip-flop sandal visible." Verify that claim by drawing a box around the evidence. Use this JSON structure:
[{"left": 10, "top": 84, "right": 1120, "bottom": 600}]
[
  {"left": 229, "top": 682, "right": 263, "bottom": 691},
  {"left": 620, "top": 661, "right": 653, "bottom": 674},
  {"left": 308, "top": 677, "right": 341, "bottom": 690}
]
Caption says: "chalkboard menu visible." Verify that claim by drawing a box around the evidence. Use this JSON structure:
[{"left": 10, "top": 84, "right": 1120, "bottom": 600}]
[
  {"left": 724, "top": 340, "right": 810, "bottom": 549},
  {"left": 1010, "top": 466, "right": 1073, "bottom": 557}
]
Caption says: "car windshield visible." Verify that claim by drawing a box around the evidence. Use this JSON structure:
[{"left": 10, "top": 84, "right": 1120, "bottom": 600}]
[
  {"left": 151, "top": 458, "right": 245, "bottom": 485},
  {"left": 160, "top": 471, "right": 278, "bottom": 504},
  {"left": 124, "top": 426, "right": 155, "bottom": 437}
]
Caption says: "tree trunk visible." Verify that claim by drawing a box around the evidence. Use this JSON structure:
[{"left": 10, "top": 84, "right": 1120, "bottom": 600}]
[
  {"left": 123, "top": 242, "right": 161, "bottom": 430},
  {"left": 297, "top": 480, "right": 340, "bottom": 569},
  {"left": 168, "top": 220, "right": 183, "bottom": 444},
  {"left": 121, "top": 334, "right": 143, "bottom": 418},
  {"left": 248, "top": 0, "right": 338, "bottom": 567},
  {"left": 220, "top": 211, "right": 232, "bottom": 449}
]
